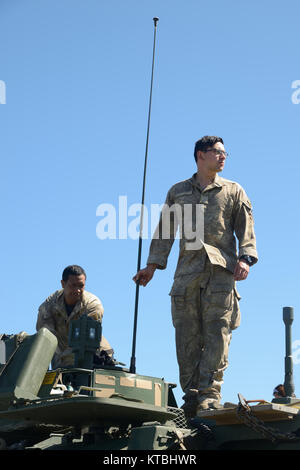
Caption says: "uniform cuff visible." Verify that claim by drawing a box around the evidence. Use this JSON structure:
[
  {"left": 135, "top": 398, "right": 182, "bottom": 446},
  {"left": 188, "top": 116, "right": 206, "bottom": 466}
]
[
  {"left": 146, "top": 255, "right": 166, "bottom": 270},
  {"left": 239, "top": 249, "right": 258, "bottom": 265}
]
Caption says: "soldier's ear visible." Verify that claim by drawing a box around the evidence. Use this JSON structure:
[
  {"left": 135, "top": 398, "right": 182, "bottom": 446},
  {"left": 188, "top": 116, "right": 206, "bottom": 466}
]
[
  {"left": 61, "top": 280, "right": 65, "bottom": 289},
  {"left": 196, "top": 150, "right": 204, "bottom": 162}
]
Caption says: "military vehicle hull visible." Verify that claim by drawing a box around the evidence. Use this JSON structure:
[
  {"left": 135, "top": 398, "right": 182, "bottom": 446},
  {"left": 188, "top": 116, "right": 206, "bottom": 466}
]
[{"left": 1, "top": 314, "right": 300, "bottom": 451}]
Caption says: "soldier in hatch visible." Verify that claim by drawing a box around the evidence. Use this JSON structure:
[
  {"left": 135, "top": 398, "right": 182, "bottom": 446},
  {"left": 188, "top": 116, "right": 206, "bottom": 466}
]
[
  {"left": 36, "top": 264, "right": 113, "bottom": 369},
  {"left": 133, "top": 136, "right": 258, "bottom": 417}
]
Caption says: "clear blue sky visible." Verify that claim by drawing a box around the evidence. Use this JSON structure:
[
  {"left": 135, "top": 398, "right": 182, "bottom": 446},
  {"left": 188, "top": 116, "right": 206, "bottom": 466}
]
[{"left": 1, "top": 0, "right": 300, "bottom": 408}]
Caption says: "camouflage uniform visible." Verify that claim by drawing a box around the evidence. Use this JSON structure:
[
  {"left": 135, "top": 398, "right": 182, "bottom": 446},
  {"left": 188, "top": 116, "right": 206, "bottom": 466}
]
[
  {"left": 147, "top": 173, "right": 258, "bottom": 414},
  {"left": 36, "top": 289, "right": 112, "bottom": 369}
]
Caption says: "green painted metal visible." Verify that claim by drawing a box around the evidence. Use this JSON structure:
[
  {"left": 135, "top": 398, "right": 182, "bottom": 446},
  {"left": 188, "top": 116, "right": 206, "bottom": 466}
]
[
  {"left": 0, "top": 328, "right": 57, "bottom": 409},
  {"left": 1, "top": 307, "right": 300, "bottom": 451}
]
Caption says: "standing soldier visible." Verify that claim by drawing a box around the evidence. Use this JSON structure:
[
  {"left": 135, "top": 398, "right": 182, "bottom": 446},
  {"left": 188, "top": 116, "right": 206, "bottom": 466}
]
[{"left": 133, "top": 136, "right": 258, "bottom": 417}]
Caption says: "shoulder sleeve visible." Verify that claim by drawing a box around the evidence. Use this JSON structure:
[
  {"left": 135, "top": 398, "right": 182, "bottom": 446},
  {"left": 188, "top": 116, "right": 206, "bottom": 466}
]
[
  {"left": 36, "top": 297, "right": 57, "bottom": 335},
  {"left": 233, "top": 184, "right": 258, "bottom": 264},
  {"left": 147, "top": 187, "right": 177, "bottom": 269},
  {"left": 84, "top": 292, "right": 104, "bottom": 322}
]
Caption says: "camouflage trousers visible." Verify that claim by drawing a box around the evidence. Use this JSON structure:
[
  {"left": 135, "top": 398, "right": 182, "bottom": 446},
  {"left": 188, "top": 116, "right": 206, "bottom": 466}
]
[{"left": 170, "top": 262, "right": 241, "bottom": 412}]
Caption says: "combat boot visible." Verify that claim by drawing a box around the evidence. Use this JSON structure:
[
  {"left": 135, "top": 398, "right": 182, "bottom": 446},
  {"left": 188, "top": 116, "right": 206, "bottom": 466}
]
[{"left": 196, "top": 394, "right": 222, "bottom": 413}]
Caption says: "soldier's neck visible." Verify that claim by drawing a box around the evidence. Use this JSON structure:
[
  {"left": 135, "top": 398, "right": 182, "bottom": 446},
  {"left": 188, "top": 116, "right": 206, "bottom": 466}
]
[
  {"left": 64, "top": 295, "right": 79, "bottom": 307},
  {"left": 196, "top": 170, "right": 217, "bottom": 190}
]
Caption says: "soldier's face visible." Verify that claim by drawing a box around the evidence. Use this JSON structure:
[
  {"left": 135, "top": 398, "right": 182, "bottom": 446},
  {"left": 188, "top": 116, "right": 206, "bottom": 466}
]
[
  {"left": 198, "top": 142, "right": 227, "bottom": 173},
  {"left": 61, "top": 274, "right": 86, "bottom": 305}
]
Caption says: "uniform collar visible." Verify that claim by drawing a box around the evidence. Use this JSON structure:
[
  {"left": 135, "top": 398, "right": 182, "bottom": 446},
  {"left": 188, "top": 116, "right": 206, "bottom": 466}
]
[{"left": 190, "top": 172, "right": 223, "bottom": 190}]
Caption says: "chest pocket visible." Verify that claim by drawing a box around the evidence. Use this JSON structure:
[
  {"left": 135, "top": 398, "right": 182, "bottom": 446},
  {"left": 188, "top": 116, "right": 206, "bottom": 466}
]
[{"left": 174, "top": 187, "right": 195, "bottom": 203}]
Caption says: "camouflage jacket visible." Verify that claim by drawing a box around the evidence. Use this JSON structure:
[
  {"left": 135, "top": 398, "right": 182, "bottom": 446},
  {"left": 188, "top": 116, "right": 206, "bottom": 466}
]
[
  {"left": 36, "top": 289, "right": 112, "bottom": 367},
  {"left": 147, "top": 173, "right": 258, "bottom": 283}
]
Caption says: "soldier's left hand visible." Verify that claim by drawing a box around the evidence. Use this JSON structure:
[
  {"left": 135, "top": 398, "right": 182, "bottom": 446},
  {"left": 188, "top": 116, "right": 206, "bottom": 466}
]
[{"left": 233, "top": 260, "right": 249, "bottom": 281}]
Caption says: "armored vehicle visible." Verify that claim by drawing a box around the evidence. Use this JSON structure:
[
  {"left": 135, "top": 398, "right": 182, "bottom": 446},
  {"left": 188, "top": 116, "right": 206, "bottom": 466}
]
[{"left": 1, "top": 307, "right": 300, "bottom": 451}]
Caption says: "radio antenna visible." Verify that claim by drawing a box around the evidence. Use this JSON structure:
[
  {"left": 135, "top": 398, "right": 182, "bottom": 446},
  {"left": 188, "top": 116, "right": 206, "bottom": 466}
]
[{"left": 130, "top": 17, "right": 159, "bottom": 373}]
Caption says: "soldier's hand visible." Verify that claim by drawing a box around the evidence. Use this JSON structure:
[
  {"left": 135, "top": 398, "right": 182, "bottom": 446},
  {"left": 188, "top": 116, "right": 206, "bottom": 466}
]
[
  {"left": 233, "top": 260, "right": 249, "bottom": 281},
  {"left": 132, "top": 264, "right": 157, "bottom": 287}
]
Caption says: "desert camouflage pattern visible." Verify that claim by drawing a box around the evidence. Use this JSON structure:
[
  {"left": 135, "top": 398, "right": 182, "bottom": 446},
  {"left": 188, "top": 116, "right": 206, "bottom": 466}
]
[
  {"left": 36, "top": 289, "right": 112, "bottom": 368},
  {"left": 147, "top": 173, "right": 258, "bottom": 283},
  {"left": 147, "top": 173, "right": 257, "bottom": 415},
  {"left": 171, "top": 258, "right": 241, "bottom": 414}
]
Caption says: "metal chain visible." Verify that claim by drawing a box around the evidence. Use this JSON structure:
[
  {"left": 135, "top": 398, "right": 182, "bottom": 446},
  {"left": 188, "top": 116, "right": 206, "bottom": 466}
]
[{"left": 236, "top": 393, "right": 300, "bottom": 443}]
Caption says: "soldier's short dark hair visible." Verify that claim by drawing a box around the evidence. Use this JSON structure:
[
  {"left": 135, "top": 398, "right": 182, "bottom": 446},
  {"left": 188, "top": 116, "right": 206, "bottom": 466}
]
[
  {"left": 62, "top": 265, "right": 86, "bottom": 282},
  {"left": 194, "top": 136, "right": 224, "bottom": 162}
]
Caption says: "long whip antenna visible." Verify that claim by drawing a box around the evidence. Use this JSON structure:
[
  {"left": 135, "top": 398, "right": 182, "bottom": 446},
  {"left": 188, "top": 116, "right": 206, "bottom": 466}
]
[{"left": 130, "top": 17, "right": 159, "bottom": 373}]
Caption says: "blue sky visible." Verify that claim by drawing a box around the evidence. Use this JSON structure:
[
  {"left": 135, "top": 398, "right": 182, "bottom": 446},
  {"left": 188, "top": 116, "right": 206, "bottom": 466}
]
[{"left": 1, "top": 0, "right": 300, "bottom": 408}]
